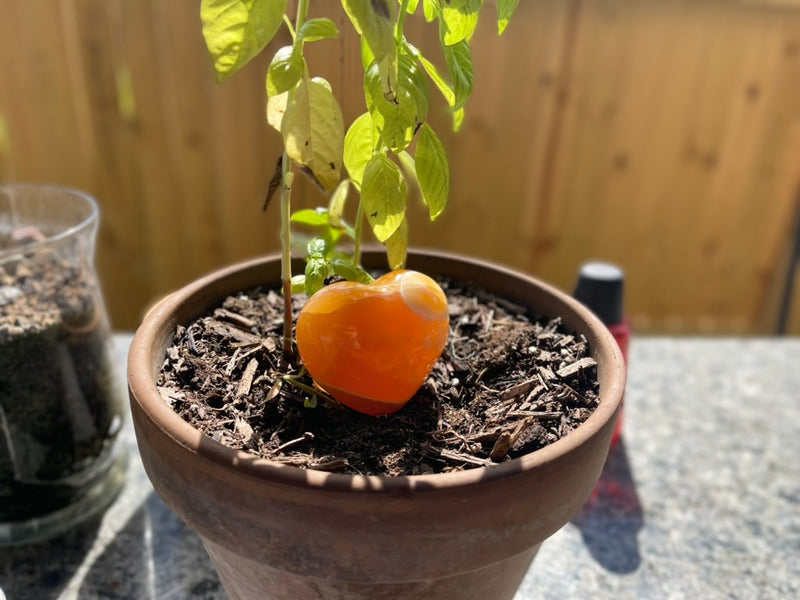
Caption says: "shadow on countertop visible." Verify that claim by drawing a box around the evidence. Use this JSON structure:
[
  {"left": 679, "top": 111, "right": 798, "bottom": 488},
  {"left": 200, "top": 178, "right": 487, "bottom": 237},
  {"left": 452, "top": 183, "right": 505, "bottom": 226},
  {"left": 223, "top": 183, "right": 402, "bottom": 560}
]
[
  {"left": 0, "top": 516, "right": 102, "bottom": 599},
  {"left": 80, "top": 492, "right": 222, "bottom": 599},
  {"left": 571, "top": 439, "right": 643, "bottom": 574}
]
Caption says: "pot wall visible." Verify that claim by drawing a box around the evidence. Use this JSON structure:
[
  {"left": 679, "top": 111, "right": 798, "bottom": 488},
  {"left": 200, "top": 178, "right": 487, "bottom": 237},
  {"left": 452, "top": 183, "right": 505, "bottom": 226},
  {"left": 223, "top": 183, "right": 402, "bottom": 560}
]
[{"left": 128, "top": 250, "right": 625, "bottom": 599}]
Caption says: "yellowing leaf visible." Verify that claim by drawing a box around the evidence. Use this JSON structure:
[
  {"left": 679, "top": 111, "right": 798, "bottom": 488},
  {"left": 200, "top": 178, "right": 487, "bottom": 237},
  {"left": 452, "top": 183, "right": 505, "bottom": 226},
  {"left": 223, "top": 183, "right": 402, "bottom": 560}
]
[
  {"left": 361, "top": 153, "right": 406, "bottom": 242},
  {"left": 201, "top": 0, "right": 288, "bottom": 82},
  {"left": 282, "top": 77, "right": 344, "bottom": 191},
  {"left": 266, "top": 90, "right": 288, "bottom": 131},
  {"left": 328, "top": 180, "right": 350, "bottom": 228}
]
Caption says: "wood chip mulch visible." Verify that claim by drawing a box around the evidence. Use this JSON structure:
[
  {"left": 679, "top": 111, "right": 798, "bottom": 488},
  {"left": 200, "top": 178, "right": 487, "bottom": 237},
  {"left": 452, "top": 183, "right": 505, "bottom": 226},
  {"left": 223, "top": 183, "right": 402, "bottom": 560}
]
[{"left": 157, "top": 278, "right": 600, "bottom": 477}]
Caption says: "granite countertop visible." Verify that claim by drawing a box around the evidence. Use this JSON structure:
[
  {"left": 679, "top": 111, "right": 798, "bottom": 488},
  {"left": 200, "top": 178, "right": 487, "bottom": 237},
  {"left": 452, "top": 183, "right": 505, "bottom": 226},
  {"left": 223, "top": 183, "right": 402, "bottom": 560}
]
[{"left": 1, "top": 336, "right": 798, "bottom": 599}]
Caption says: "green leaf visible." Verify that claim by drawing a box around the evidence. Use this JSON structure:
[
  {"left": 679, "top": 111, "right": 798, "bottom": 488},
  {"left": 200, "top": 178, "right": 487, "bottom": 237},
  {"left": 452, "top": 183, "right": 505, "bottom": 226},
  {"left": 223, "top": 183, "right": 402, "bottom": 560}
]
[
  {"left": 403, "top": 0, "right": 420, "bottom": 14},
  {"left": 282, "top": 77, "right": 344, "bottom": 191},
  {"left": 364, "top": 54, "right": 428, "bottom": 153},
  {"left": 423, "top": 0, "right": 440, "bottom": 22},
  {"left": 291, "top": 274, "right": 307, "bottom": 294},
  {"left": 497, "top": 0, "right": 519, "bottom": 34},
  {"left": 342, "top": 0, "right": 398, "bottom": 101},
  {"left": 266, "top": 46, "right": 303, "bottom": 96},
  {"left": 361, "top": 153, "right": 407, "bottom": 242},
  {"left": 329, "top": 259, "right": 374, "bottom": 284},
  {"left": 408, "top": 43, "right": 455, "bottom": 107},
  {"left": 360, "top": 36, "right": 375, "bottom": 71},
  {"left": 291, "top": 208, "right": 329, "bottom": 227},
  {"left": 441, "top": 0, "right": 482, "bottom": 45},
  {"left": 452, "top": 107, "right": 465, "bottom": 132},
  {"left": 297, "top": 18, "right": 339, "bottom": 42},
  {"left": 385, "top": 218, "right": 408, "bottom": 270},
  {"left": 200, "top": 0, "right": 288, "bottom": 82},
  {"left": 443, "top": 40, "right": 474, "bottom": 111},
  {"left": 305, "top": 256, "right": 329, "bottom": 296},
  {"left": 397, "top": 150, "right": 419, "bottom": 196},
  {"left": 415, "top": 124, "right": 449, "bottom": 220},
  {"left": 328, "top": 180, "right": 349, "bottom": 229},
  {"left": 307, "top": 237, "right": 327, "bottom": 258},
  {"left": 344, "top": 112, "right": 376, "bottom": 186}
]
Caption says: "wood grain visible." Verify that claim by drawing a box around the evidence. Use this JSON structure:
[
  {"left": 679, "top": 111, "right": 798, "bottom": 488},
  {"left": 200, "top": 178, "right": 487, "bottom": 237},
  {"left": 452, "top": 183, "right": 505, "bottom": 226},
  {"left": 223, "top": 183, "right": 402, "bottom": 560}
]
[{"left": 0, "top": 0, "right": 798, "bottom": 333}]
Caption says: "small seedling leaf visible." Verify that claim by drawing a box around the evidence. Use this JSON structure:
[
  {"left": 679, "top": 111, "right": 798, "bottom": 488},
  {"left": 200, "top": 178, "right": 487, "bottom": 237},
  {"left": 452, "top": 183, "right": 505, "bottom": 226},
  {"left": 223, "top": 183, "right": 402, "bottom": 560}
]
[
  {"left": 329, "top": 258, "right": 374, "bottom": 284},
  {"left": 361, "top": 153, "right": 407, "bottom": 242},
  {"left": 291, "top": 208, "right": 330, "bottom": 227},
  {"left": 291, "top": 274, "right": 307, "bottom": 294},
  {"left": 201, "top": 0, "right": 287, "bottom": 82},
  {"left": 305, "top": 256, "right": 329, "bottom": 296}
]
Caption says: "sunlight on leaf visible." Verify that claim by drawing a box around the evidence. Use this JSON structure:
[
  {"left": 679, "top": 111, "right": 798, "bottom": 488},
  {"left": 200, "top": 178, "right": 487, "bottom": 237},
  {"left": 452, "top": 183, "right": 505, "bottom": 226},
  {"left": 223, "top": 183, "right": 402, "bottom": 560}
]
[
  {"left": 385, "top": 218, "right": 408, "bottom": 270},
  {"left": 267, "top": 46, "right": 303, "bottom": 96},
  {"left": 343, "top": 0, "right": 398, "bottom": 100},
  {"left": 443, "top": 40, "right": 474, "bottom": 111},
  {"left": 497, "top": 0, "right": 519, "bottom": 34},
  {"left": 344, "top": 112, "right": 376, "bottom": 186},
  {"left": 282, "top": 77, "right": 344, "bottom": 191},
  {"left": 361, "top": 153, "right": 407, "bottom": 242},
  {"left": 201, "top": 0, "right": 288, "bottom": 81},
  {"left": 441, "top": 0, "right": 482, "bottom": 46}
]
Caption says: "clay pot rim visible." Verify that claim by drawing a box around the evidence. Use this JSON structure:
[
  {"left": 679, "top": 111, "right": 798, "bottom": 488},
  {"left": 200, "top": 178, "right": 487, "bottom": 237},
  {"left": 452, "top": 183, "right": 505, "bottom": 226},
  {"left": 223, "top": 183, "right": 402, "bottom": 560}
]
[{"left": 128, "top": 249, "right": 625, "bottom": 493}]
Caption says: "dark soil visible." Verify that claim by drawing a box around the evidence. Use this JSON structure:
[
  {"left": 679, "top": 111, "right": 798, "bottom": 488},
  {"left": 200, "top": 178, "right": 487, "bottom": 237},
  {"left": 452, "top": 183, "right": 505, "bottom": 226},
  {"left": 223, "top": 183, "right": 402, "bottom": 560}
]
[
  {"left": 158, "top": 277, "right": 600, "bottom": 477},
  {"left": 0, "top": 230, "right": 123, "bottom": 521}
]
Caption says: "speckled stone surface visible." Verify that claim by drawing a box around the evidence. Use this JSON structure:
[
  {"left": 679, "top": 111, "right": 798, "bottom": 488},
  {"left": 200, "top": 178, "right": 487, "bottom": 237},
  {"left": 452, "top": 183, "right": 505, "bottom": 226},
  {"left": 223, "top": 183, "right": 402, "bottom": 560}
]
[{"left": 1, "top": 336, "right": 798, "bottom": 599}]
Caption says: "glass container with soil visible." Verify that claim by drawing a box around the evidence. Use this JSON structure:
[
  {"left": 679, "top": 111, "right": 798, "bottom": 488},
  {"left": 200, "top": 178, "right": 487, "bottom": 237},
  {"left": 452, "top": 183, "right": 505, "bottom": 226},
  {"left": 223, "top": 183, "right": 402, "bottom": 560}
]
[{"left": 0, "top": 185, "right": 125, "bottom": 545}]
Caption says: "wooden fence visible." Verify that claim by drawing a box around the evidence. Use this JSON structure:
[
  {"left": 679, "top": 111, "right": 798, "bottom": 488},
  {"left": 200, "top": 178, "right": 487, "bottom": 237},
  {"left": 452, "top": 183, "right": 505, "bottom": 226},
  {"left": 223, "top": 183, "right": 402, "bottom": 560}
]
[{"left": 1, "top": 0, "right": 799, "bottom": 333}]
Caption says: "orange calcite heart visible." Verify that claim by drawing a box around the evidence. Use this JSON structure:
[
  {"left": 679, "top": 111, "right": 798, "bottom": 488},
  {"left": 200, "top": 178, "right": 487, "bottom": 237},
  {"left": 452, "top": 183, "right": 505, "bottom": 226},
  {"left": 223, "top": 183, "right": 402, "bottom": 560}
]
[{"left": 296, "top": 270, "right": 449, "bottom": 416}]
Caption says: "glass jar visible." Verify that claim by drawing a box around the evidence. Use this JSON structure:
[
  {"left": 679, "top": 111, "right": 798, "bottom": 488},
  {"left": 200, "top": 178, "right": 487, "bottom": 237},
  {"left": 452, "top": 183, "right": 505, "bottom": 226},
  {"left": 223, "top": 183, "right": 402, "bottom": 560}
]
[{"left": 0, "top": 184, "right": 125, "bottom": 545}]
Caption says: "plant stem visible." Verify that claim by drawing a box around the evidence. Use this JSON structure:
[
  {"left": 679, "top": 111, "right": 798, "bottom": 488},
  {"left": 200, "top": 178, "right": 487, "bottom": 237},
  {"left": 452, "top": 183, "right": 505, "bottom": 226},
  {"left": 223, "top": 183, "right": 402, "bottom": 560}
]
[
  {"left": 396, "top": 0, "right": 410, "bottom": 43},
  {"left": 280, "top": 152, "right": 293, "bottom": 363},
  {"left": 296, "top": 0, "right": 309, "bottom": 28},
  {"left": 278, "top": 0, "right": 311, "bottom": 364},
  {"left": 353, "top": 201, "right": 365, "bottom": 266}
]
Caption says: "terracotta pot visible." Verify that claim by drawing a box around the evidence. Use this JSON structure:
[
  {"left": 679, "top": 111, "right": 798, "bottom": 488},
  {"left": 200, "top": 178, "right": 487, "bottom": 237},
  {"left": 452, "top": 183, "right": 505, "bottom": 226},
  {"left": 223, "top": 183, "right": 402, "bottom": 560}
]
[{"left": 128, "top": 250, "right": 625, "bottom": 600}]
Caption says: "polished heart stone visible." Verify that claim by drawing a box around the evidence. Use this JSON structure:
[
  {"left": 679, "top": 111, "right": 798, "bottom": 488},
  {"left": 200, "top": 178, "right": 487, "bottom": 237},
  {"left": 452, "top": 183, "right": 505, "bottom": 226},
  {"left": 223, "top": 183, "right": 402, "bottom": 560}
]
[{"left": 296, "top": 270, "right": 449, "bottom": 416}]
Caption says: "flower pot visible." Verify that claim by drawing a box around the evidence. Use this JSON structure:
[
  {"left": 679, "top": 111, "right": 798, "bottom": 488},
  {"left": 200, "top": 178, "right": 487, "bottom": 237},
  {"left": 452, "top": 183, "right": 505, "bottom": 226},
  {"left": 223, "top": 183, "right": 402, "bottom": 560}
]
[
  {"left": 1, "top": 184, "right": 126, "bottom": 546},
  {"left": 127, "top": 250, "right": 625, "bottom": 600}
]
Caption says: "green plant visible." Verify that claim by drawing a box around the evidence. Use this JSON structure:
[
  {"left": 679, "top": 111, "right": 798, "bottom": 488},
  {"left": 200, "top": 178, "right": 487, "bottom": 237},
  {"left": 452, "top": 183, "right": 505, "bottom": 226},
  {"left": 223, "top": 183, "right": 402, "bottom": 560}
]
[{"left": 200, "top": 0, "right": 518, "bottom": 361}]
